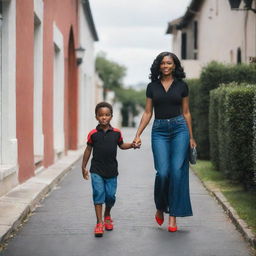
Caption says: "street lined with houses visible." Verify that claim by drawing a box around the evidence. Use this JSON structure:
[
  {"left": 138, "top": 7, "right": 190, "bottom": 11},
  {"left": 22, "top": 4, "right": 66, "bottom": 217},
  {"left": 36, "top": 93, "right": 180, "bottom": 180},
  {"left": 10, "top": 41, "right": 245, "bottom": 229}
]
[
  {"left": 1, "top": 0, "right": 256, "bottom": 255},
  {"left": 1, "top": 128, "right": 253, "bottom": 256}
]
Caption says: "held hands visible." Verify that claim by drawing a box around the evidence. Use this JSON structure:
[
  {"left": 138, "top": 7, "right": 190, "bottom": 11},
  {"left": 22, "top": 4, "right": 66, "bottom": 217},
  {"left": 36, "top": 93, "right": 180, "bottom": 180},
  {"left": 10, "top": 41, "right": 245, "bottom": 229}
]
[
  {"left": 82, "top": 168, "right": 89, "bottom": 180},
  {"left": 132, "top": 137, "right": 142, "bottom": 149}
]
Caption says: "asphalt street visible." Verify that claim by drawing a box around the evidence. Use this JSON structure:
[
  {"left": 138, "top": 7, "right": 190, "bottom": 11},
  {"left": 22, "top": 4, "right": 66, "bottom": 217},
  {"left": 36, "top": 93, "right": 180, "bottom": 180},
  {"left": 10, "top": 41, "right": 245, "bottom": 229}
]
[{"left": 1, "top": 128, "right": 253, "bottom": 256}]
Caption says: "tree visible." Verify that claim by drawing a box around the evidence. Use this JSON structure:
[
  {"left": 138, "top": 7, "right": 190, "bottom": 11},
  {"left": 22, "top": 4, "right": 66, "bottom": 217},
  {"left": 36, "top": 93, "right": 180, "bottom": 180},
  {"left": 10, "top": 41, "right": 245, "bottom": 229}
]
[
  {"left": 95, "top": 51, "right": 126, "bottom": 92},
  {"left": 115, "top": 87, "right": 146, "bottom": 126},
  {"left": 95, "top": 51, "right": 146, "bottom": 127}
]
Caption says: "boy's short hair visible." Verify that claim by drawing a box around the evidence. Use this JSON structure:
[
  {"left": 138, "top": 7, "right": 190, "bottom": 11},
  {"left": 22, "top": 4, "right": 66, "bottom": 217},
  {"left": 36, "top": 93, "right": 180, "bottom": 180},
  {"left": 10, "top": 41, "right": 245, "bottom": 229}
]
[{"left": 95, "top": 102, "right": 113, "bottom": 116}]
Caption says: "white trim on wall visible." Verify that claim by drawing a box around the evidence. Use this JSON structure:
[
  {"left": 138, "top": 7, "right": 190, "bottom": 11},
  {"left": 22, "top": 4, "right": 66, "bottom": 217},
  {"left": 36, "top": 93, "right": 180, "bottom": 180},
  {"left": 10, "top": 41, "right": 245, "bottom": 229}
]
[
  {"left": 34, "top": 0, "right": 43, "bottom": 21},
  {"left": 0, "top": 0, "right": 18, "bottom": 195},
  {"left": 33, "top": 0, "right": 44, "bottom": 160},
  {"left": 78, "top": 2, "right": 98, "bottom": 146},
  {"left": 53, "top": 22, "right": 65, "bottom": 155}
]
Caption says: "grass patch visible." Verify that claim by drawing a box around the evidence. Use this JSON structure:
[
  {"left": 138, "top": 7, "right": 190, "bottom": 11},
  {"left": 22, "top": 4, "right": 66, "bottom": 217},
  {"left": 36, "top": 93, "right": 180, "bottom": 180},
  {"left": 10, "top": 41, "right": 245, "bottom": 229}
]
[{"left": 192, "top": 160, "right": 256, "bottom": 234}]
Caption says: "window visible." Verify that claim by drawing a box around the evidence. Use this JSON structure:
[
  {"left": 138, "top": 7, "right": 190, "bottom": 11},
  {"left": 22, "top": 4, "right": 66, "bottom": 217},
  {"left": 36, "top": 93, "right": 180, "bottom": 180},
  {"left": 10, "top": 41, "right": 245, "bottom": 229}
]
[
  {"left": 230, "top": 50, "right": 234, "bottom": 63},
  {"left": 237, "top": 47, "right": 242, "bottom": 64},
  {"left": 193, "top": 21, "right": 198, "bottom": 60},
  {"left": 181, "top": 32, "right": 187, "bottom": 60}
]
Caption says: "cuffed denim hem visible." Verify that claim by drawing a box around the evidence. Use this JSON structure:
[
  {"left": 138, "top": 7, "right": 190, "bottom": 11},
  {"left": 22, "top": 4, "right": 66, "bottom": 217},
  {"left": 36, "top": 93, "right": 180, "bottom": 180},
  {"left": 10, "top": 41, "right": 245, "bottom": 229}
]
[{"left": 91, "top": 173, "right": 117, "bottom": 207}]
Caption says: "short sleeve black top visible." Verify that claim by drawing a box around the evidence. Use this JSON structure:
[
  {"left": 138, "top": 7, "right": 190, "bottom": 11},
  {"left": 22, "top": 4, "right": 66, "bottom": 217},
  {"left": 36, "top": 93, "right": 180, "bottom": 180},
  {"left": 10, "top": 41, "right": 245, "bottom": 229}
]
[
  {"left": 146, "top": 78, "right": 189, "bottom": 119},
  {"left": 87, "top": 125, "right": 124, "bottom": 178}
]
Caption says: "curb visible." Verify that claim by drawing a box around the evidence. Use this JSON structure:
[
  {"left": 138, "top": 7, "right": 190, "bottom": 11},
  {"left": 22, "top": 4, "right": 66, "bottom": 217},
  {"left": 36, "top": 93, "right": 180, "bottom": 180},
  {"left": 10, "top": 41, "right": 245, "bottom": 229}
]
[
  {"left": 191, "top": 167, "right": 256, "bottom": 250},
  {"left": 0, "top": 149, "right": 83, "bottom": 248}
]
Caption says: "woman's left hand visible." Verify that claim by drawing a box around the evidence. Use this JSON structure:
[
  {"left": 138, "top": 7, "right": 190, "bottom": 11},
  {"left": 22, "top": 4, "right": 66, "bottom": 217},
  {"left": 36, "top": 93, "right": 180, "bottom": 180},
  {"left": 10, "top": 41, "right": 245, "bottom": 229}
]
[{"left": 190, "top": 138, "right": 197, "bottom": 148}]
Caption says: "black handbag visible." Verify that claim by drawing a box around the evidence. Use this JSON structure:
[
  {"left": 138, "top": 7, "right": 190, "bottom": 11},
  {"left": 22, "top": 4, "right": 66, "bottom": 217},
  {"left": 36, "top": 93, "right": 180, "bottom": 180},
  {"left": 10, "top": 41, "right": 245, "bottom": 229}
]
[{"left": 189, "top": 147, "right": 197, "bottom": 165}]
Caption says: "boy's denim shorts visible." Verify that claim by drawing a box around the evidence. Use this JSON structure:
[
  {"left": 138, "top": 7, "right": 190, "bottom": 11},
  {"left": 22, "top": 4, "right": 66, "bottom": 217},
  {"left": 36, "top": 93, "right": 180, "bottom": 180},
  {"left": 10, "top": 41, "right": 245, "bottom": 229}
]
[{"left": 91, "top": 173, "right": 117, "bottom": 207}]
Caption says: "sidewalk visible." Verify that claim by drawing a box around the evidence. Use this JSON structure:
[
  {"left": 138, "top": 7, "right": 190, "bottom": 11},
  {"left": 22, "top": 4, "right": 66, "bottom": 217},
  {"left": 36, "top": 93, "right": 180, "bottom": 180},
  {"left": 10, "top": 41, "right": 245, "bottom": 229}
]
[
  {"left": 191, "top": 167, "right": 256, "bottom": 249},
  {"left": 0, "top": 128, "right": 254, "bottom": 255},
  {"left": 0, "top": 149, "right": 84, "bottom": 248}
]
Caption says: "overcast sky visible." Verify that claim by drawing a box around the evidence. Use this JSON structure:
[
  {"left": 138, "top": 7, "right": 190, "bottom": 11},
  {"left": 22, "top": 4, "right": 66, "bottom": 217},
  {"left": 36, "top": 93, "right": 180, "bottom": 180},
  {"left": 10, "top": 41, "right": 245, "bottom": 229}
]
[{"left": 90, "top": 0, "right": 191, "bottom": 87}]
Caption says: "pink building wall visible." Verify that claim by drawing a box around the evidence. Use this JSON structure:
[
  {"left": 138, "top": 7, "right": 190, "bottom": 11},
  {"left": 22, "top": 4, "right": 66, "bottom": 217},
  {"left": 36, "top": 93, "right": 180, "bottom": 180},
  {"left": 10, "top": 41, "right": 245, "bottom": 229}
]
[
  {"left": 16, "top": 0, "right": 79, "bottom": 182},
  {"left": 16, "top": 0, "right": 35, "bottom": 182}
]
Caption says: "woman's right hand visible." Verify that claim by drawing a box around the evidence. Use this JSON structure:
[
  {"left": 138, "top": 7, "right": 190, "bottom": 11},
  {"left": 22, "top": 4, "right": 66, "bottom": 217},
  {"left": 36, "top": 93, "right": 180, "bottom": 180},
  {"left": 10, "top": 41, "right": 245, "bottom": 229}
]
[{"left": 133, "top": 136, "right": 142, "bottom": 148}]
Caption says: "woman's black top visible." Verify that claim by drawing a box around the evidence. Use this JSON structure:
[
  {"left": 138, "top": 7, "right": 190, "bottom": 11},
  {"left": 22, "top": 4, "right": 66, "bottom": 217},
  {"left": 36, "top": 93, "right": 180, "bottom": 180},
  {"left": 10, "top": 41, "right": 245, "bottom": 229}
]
[{"left": 146, "top": 78, "right": 189, "bottom": 119}]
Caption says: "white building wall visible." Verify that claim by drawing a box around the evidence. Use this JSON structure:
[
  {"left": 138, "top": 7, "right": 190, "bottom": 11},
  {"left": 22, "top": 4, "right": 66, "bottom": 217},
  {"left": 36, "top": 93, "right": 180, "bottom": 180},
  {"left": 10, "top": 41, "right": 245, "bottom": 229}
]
[
  {"left": 78, "top": 5, "right": 98, "bottom": 146},
  {"left": 171, "top": 0, "right": 256, "bottom": 78},
  {"left": 172, "top": 30, "right": 181, "bottom": 59},
  {"left": 0, "top": 0, "right": 18, "bottom": 196},
  {"left": 197, "top": 0, "right": 255, "bottom": 65},
  {"left": 181, "top": 60, "right": 202, "bottom": 79}
]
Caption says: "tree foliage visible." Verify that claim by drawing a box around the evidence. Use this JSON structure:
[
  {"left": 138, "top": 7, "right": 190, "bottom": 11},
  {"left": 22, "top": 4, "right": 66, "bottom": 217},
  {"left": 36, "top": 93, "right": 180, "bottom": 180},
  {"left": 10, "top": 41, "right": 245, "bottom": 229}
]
[
  {"left": 95, "top": 51, "right": 127, "bottom": 90},
  {"left": 95, "top": 51, "right": 146, "bottom": 126},
  {"left": 116, "top": 87, "right": 146, "bottom": 126}
]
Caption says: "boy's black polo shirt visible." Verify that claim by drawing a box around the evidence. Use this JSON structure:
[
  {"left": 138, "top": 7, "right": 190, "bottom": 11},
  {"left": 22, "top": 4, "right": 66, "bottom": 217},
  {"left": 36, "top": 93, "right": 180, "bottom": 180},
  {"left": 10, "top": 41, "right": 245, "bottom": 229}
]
[{"left": 87, "top": 125, "right": 124, "bottom": 178}]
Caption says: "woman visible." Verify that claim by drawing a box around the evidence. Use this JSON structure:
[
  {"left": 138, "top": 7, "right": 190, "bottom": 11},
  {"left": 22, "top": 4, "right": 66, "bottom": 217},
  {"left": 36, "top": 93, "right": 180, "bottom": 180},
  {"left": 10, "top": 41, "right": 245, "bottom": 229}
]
[{"left": 133, "top": 52, "right": 196, "bottom": 232}]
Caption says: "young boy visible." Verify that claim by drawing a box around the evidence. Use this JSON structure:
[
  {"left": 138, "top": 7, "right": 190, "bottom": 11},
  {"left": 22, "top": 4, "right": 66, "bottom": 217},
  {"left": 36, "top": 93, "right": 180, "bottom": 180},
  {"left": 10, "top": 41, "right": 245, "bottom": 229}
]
[{"left": 82, "top": 102, "right": 134, "bottom": 237}]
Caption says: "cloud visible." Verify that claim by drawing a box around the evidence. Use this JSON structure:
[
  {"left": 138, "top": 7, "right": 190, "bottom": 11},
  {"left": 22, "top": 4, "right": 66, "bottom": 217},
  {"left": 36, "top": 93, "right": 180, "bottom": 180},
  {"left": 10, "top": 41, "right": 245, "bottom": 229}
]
[
  {"left": 92, "top": 0, "right": 189, "bottom": 28},
  {"left": 98, "top": 47, "right": 172, "bottom": 86},
  {"left": 96, "top": 26, "right": 171, "bottom": 50},
  {"left": 90, "top": 0, "right": 191, "bottom": 86}
]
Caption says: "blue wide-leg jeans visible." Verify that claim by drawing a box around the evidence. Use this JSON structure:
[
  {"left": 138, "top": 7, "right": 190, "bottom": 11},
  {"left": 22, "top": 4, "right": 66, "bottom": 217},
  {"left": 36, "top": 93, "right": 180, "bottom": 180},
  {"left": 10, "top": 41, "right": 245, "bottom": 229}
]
[{"left": 151, "top": 115, "right": 193, "bottom": 217}]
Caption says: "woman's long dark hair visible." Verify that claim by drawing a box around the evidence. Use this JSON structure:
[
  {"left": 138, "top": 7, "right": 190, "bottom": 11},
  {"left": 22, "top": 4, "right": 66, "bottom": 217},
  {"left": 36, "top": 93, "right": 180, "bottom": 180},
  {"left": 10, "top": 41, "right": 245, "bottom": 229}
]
[{"left": 149, "top": 52, "right": 185, "bottom": 82}]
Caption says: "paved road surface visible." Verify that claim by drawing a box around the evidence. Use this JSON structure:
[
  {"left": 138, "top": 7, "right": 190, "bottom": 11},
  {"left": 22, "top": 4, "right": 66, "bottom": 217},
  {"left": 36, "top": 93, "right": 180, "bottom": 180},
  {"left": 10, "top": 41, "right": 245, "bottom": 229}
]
[{"left": 1, "top": 128, "right": 253, "bottom": 256}]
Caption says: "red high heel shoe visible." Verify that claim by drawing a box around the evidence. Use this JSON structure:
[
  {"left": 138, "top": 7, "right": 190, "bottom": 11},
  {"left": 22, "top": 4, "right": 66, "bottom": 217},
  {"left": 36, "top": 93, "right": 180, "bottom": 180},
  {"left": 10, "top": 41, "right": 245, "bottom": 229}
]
[
  {"left": 168, "top": 226, "right": 178, "bottom": 232},
  {"left": 155, "top": 215, "right": 164, "bottom": 226}
]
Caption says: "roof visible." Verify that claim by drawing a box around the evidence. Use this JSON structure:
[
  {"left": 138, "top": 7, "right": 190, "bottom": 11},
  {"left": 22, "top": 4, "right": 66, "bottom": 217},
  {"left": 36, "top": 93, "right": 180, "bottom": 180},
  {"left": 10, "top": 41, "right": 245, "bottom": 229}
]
[
  {"left": 166, "top": 0, "right": 204, "bottom": 34},
  {"left": 166, "top": 17, "right": 182, "bottom": 34},
  {"left": 82, "top": 0, "right": 99, "bottom": 41}
]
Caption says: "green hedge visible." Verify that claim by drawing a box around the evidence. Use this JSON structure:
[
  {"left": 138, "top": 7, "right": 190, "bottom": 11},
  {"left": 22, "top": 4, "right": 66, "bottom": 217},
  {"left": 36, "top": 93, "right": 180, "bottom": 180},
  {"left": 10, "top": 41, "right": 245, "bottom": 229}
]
[
  {"left": 186, "top": 79, "right": 201, "bottom": 145},
  {"left": 253, "top": 93, "right": 256, "bottom": 186},
  {"left": 196, "top": 62, "right": 256, "bottom": 159},
  {"left": 209, "top": 84, "right": 256, "bottom": 189},
  {"left": 209, "top": 89, "right": 220, "bottom": 169},
  {"left": 209, "top": 83, "right": 240, "bottom": 171}
]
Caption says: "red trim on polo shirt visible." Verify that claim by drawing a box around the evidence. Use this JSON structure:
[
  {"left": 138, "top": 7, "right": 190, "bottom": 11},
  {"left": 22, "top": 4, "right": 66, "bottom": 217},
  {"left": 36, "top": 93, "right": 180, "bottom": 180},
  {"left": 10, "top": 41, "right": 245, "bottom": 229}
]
[
  {"left": 113, "top": 128, "right": 123, "bottom": 145},
  {"left": 87, "top": 129, "right": 97, "bottom": 145}
]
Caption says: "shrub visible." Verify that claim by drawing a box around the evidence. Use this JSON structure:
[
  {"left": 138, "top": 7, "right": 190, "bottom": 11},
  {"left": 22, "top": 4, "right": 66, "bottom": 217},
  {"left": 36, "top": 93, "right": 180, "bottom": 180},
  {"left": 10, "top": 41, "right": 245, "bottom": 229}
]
[
  {"left": 197, "top": 62, "right": 256, "bottom": 159},
  {"left": 253, "top": 94, "right": 256, "bottom": 186},
  {"left": 186, "top": 79, "right": 201, "bottom": 146},
  {"left": 225, "top": 85, "right": 256, "bottom": 189},
  {"left": 217, "top": 87, "right": 230, "bottom": 175},
  {"left": 210, "top": 83, "right": 256, "bottom": 190},
  {"left": 209, "top": 89, "right": 220, "bottom": 169}
]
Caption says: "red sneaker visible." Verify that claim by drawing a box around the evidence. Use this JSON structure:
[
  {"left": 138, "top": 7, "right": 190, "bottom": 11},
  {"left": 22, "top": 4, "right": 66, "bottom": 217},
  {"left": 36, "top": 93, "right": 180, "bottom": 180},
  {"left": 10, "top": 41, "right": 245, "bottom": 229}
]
[
  {"left": 94, "top": 223, "right": 104, "bottom": 237},
  {"left": 104, "top": 216, "right": 114, "bottom": 231}
]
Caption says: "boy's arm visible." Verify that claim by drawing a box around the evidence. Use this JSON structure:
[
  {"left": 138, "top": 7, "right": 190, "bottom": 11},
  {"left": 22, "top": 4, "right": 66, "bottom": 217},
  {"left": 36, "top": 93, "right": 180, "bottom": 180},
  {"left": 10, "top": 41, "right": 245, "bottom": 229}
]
[
  {"left": 117, "top": 130, "right": 135, "bottom": 150},
  {"left": 81, "top": 145, "right": 92, "bottom": 180},
  {"left": 119, "top": 142, "right": 134, "bottom": 150}
]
